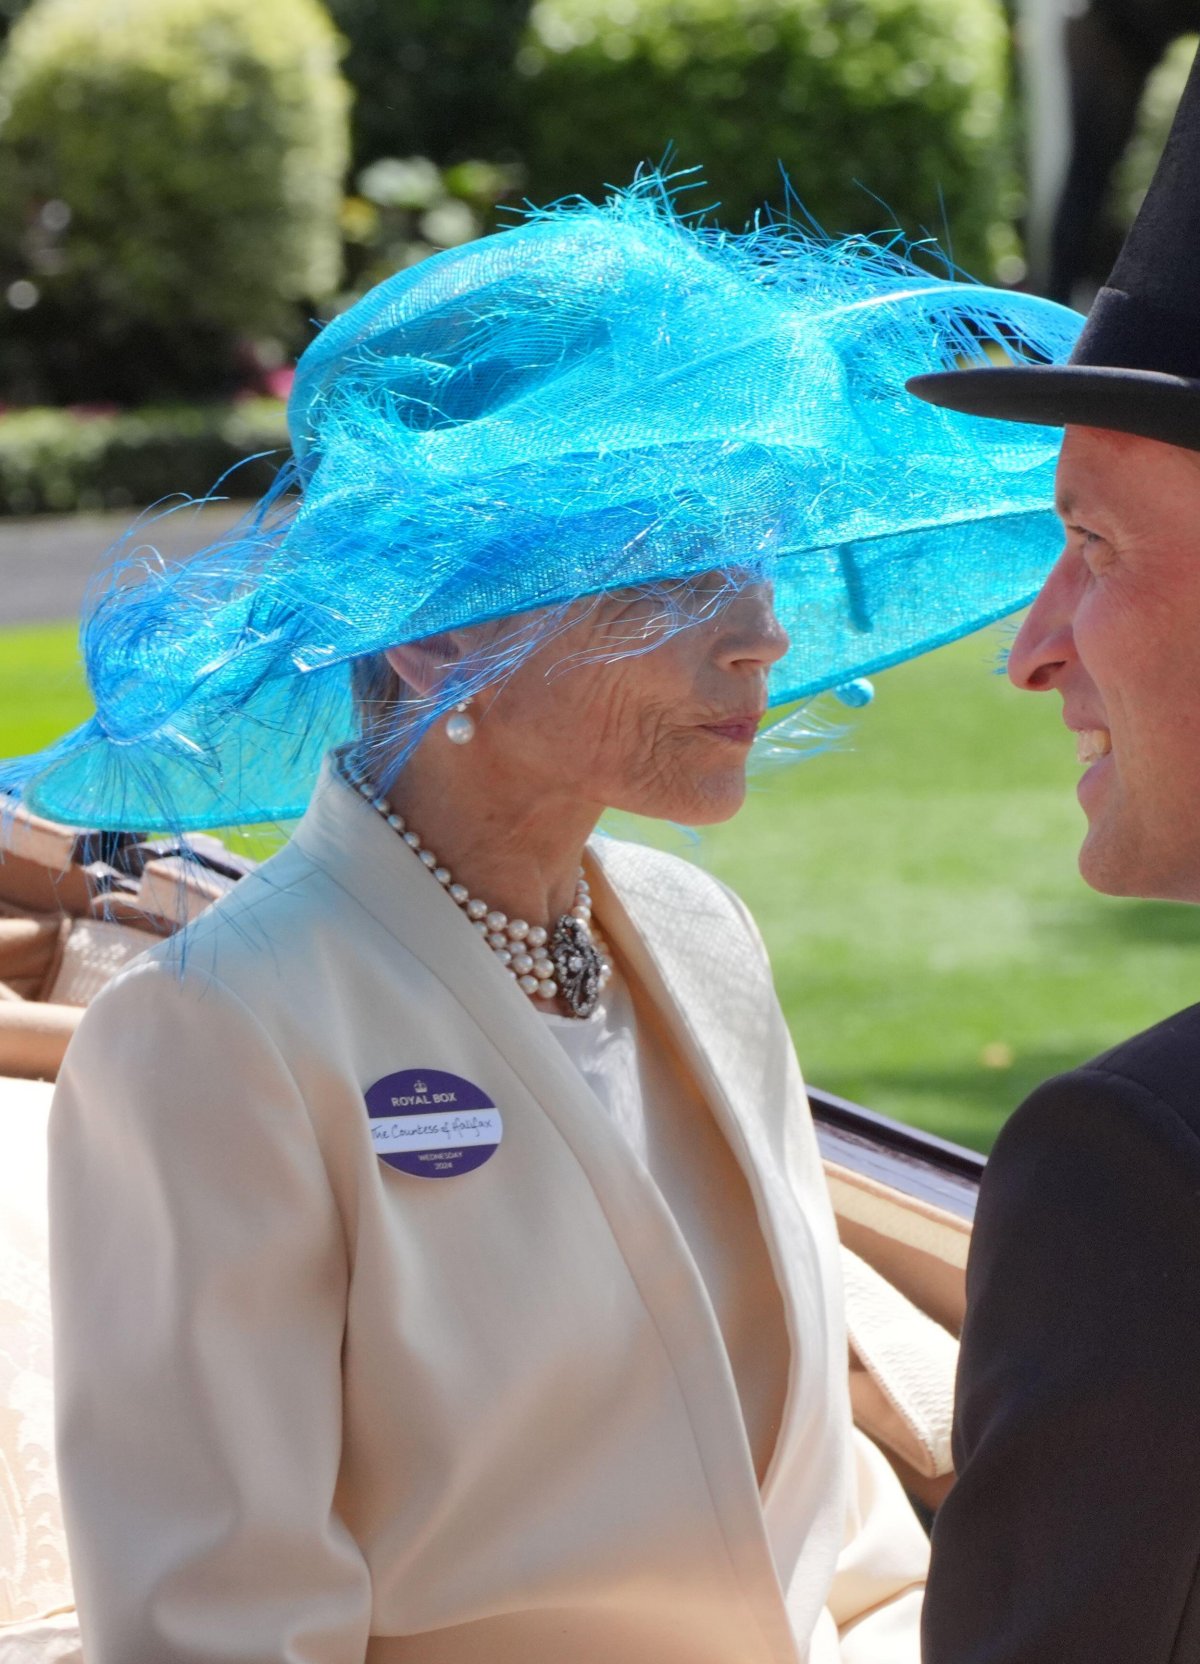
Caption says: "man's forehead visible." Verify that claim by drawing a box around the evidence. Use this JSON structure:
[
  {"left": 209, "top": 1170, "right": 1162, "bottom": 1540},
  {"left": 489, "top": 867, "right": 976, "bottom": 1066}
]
[
  {"left": 1054, "top": 425, "right": 1200, "bottom": 522},
  {"left": 1053, "top": 434, "right": 1114, "bottom": 521}
]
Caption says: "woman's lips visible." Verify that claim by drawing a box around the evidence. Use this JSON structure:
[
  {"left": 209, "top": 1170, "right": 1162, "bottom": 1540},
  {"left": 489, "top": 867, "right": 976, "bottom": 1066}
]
[{"left": 699, "top": 717, "right": 761, "bottom": 744}]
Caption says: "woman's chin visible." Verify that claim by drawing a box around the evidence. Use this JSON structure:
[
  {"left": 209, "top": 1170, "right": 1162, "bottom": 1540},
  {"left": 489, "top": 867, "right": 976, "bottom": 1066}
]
[
  {"left": 607, "top": 761, "right": 749, "bottom": 828},
  {"left": 662, "top": 774, "right": 748, "bottom": 827}
]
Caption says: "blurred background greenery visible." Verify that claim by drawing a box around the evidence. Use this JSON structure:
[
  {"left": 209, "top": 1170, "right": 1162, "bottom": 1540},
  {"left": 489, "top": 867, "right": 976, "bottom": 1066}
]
[{"left": 2, "top": 0, "right": 1198, "bottom": 1145}]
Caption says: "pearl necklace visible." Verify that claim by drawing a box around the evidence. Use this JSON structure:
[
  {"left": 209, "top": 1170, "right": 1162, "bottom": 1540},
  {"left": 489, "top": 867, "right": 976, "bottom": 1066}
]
[{"left": 339, "top": 751, "right": 612, "bottom": 1019}]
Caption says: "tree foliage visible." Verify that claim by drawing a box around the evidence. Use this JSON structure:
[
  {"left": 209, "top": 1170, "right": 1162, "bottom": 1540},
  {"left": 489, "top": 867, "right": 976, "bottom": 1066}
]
[
  {"left": 0, "top": 0, "right": 350, "bottom": 402},
  {"left": 517, "top": 0, "right": 1020, "bottom": 279}
]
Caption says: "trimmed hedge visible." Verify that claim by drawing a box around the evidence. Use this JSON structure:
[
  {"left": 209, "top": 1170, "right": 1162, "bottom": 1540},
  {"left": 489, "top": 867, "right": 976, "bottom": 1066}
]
[
  {"left": 0, "top": 401, "right": 290, "bottom": 516},
  {"left": 0, "top": 0, "right": 350, "bottom": 403},
  {"left": 517, "top": 0, "right": 1020, "bottom": 279}
]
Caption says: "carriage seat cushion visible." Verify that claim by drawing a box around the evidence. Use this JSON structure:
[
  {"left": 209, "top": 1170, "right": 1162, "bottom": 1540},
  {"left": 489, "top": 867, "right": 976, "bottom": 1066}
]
[
  {"left": 0, "top": 911, "right": 151, "bottom": 1009},
  {"left": 0, "top": 913, "right": 151, "bottom": 1083}
]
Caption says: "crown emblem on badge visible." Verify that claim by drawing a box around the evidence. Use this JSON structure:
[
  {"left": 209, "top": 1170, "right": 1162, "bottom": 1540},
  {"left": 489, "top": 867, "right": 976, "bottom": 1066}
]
[{"left": 413, "top": 1079, "right": 428, "bottom": 1093}]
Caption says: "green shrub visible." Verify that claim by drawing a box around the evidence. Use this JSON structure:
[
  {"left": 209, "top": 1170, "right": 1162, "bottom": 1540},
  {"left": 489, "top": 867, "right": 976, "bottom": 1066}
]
[
  {"left": 324, "top": 0, "right": 532, "bottom": 168},
  {"left": 0, "top": 0, "right": 350, "bottom": 403},
  {"left": 0, "top": 400, "right": 290, "bottom": 515},
  {"left": 517, "top": 0, "right": 1020, "bottom": 280}
]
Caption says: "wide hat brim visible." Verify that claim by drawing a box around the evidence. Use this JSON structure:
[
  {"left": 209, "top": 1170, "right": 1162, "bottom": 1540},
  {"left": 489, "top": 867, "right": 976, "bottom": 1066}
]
[
  {"left": 906, "top": 362, "right": 1200, "bottom": 451},
  {"left": 0, "top": 187, "right": 1083, "bottom": 835}
]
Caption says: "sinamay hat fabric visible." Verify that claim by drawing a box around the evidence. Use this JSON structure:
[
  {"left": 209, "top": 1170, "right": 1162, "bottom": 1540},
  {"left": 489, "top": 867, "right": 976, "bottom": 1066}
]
[{"left": 3, "top": 179, "right": 1082, "bottom": 833}]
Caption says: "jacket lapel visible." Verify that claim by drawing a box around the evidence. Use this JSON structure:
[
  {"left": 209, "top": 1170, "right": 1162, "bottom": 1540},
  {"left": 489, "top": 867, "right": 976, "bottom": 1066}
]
[{"left": 585, "top": 839, "right": 849, "bottom": 1578}]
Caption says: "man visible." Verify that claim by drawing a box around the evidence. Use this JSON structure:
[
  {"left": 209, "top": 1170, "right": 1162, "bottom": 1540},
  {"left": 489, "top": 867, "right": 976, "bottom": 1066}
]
[{"left": 907, "top": 43, "right": 1200, "bottom": 1664}]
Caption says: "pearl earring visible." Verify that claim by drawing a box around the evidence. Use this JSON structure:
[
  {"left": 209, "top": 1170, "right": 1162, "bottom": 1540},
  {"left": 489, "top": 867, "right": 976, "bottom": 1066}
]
[{"left": 444, "top": 700, "right": 476, "bottom": 745}]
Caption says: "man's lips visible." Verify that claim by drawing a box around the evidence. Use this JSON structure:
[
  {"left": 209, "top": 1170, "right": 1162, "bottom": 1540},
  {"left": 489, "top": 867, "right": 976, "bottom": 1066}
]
[{"left": 1073, "top": 727, "right": 1112, "bottom": 767}]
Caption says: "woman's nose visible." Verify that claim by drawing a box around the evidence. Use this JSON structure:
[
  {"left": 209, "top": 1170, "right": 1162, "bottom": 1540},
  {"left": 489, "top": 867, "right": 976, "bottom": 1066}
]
[
  {"left": 1007, "top": 555, "right": 1077, "bottom": 692},
  {"left": 719, "top": 585, "right": 790, "bottom": 670}
]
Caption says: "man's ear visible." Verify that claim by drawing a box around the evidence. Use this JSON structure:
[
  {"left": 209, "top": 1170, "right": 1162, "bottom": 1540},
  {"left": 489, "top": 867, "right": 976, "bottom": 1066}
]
[{"left": 384, "top": 632, "right": 464, "bottom": 698}]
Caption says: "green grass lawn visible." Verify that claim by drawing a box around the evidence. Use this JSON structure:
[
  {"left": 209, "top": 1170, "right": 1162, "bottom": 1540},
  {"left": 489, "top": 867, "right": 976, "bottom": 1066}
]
[{"left": 4, "top": 617, "right": 1196, "bottom": 1152}]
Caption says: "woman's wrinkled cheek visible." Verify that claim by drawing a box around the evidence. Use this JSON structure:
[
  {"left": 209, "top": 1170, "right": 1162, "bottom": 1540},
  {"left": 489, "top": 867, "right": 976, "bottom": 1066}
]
[
  {"left": 591, "top": 689, "right": 663, "bottom": 783},
  {"left": 576, "top": 684, "right": 677, "bottom": 805}
]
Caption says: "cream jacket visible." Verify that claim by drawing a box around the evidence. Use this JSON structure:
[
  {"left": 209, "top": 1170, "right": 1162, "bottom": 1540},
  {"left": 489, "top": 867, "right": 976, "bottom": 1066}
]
[{"left": 49, "top": 765, "right": 926, "bottom": 1664}]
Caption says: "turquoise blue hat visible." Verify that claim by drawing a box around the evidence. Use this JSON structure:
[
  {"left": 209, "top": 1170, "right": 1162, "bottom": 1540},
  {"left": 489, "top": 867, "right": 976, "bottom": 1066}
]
[{"left": 3, "top": 177, "right": 1082, "bottom": 832}]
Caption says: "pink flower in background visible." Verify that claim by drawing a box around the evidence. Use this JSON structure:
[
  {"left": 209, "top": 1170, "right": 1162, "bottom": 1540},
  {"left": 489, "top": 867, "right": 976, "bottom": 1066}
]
[{"left": 262, "top": 366, "right": 295, "bottom": 400}]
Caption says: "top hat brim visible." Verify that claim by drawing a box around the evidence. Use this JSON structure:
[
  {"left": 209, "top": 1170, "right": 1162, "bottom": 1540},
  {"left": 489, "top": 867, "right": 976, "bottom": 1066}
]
[{"left": 907, "top": 363, "right": 1200, "bottom": 452}]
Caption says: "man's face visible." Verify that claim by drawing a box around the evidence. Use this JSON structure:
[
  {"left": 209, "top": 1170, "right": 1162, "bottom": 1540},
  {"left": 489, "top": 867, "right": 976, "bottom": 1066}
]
[{"left": 1008, "top": 424, "right": 1200, "bottom": 901}]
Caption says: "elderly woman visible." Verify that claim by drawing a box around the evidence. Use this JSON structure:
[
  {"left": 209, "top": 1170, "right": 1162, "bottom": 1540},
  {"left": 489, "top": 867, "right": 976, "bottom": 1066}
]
[{"left": 5, "top": 181, "right": 1075, "bottom": 1663}]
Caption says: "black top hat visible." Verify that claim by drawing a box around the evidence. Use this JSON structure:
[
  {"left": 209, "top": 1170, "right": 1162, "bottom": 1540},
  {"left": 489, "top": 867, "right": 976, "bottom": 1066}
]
[{"left": 907, "top": 45, "right": 1200, "bottom": 450}]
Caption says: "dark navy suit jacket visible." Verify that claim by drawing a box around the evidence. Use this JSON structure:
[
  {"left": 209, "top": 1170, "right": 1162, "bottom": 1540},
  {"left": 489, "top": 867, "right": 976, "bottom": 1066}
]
[{"left": 923, "top": 1006, "right": 1200, "bottom": 1662}]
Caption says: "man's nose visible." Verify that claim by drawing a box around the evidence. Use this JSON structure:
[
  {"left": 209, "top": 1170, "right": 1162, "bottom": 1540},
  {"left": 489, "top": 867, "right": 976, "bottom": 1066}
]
[{"left": 1007, "top": 555, "right": 1077, "bottom": 692}]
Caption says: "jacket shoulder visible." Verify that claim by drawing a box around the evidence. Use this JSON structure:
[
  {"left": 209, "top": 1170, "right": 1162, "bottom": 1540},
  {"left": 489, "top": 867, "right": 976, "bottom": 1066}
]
[
  {"left": 1061, "top": 1002, "right": 1200, "bottom": 1137},
  {"left": 1089, "top": 1001, "right": 1200, "bottom": 1084},
  {"left": 988, "top": 1003, "right": 1200, "bottom": 1194}
]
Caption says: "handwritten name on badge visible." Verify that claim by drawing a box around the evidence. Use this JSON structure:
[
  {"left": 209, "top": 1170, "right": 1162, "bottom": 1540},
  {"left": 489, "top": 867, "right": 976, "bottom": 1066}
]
[{"left": 363, "top": 1068, "right": 502, "bottom": 1178}]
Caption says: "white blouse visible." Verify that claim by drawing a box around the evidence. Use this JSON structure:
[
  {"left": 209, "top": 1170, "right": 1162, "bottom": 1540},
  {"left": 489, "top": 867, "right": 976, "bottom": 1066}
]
[{"left": 542, "top": 966, "right": 791, "bottom": 1484}]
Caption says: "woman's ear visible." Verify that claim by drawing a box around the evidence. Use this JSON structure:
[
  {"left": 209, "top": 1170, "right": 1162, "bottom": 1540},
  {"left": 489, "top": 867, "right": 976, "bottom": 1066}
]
[{"left": 384, "top": 632, "right": 463, "bottom": 698}]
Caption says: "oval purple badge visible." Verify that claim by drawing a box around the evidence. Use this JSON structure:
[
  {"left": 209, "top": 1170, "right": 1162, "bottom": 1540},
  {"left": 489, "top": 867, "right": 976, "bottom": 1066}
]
[{"left": 363, "top": 1068, "right": 502, "bottom": 1178}]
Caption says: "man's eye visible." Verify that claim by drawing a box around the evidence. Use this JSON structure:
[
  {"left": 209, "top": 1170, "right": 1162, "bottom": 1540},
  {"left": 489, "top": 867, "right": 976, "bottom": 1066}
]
[{"left": 1068, "top": 525, "right": 1105, "bottom": 562}]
